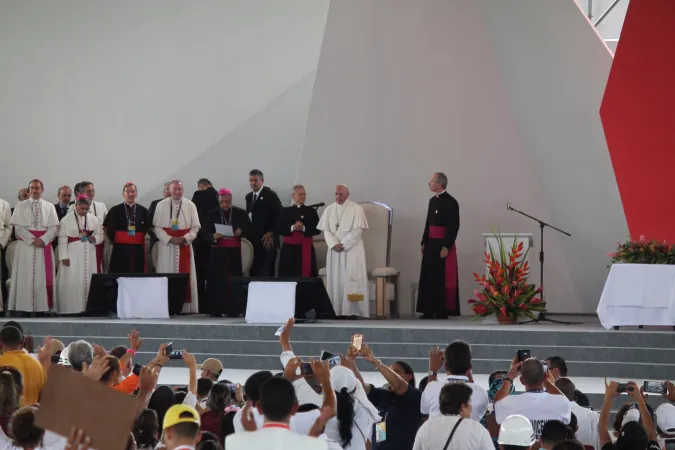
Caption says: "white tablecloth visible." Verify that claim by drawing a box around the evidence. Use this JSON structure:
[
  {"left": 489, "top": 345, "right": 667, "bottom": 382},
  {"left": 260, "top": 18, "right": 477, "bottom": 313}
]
[
  {"left": 117, "top": 277, "right": 170, "bottom": 319},
  {"left": 597, "top": 264, "right": 675, "bottom": 329},
  {"left": 245, "top": 281, "right": 297, "bottom": 324}
]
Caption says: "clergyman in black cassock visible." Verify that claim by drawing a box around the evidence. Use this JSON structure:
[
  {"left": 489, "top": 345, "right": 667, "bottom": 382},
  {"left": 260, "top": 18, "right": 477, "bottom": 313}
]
[
  {"left": 191, "top": 180, "right": 220, "bottom": 309},
  {"left": 417, "top": 172, "right": 460, "bottom": 319},
  {"left": 275, "top": 186, "right": 321, "bottom": 277},
  {"left": 203, "top": 189, "right": 251, "bottom": 317},
  {"left": 103, "top": 183, "right": 150, "bottom": 273}
]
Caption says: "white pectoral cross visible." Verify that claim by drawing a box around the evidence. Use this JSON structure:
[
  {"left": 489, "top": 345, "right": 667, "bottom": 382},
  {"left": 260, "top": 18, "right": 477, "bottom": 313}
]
[{"left": 435, "top": 210, "right": 438, "bottom": 214}]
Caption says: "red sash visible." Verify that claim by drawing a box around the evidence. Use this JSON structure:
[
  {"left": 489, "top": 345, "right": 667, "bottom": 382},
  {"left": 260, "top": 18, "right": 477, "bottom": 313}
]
[
  {"left": 115, "top": 231, "right": 147, "bottom": 273},
  {"left": 67, "top": 237, "right": 81, "bottom": 243},
  {"left": 212, "top": 237, "right": 241, "bottom": 248},
  {"left": 284, "top": 232, "right": 312, "bottom": 277},
  {"left": 19, "top": 230, "right": 54, "bottom": 309},
  {"left": 163, "top": 228, "right": 192, "bottom": 303},
  {"left": 428, "top": 226, "right": 458, "bottom": 310}
]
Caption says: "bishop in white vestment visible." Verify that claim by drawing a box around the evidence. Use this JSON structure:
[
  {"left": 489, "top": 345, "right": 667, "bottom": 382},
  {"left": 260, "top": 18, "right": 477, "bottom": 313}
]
[
  {"left": 317, "top": 185, "right": 370, "bottom": 317},
  {"left": 153, "top": 180, "right": 201, "bottom": 313},
  {"left": 68, "top": 182, "right": 108, "bottom": 273},
  {"left": 56, "top": 196, "right": 104, "bottom": 314},
  {"left": 9, "top": 180, "right": 59, "bottom": 313},
  {"left": 0, "top": 198, "right": 11, "bottom": 305}
]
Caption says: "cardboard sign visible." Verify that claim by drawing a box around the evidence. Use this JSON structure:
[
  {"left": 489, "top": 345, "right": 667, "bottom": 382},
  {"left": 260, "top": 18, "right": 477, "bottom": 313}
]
[{"left": 35, "top": 365, "right": 137, "bottom": 450}]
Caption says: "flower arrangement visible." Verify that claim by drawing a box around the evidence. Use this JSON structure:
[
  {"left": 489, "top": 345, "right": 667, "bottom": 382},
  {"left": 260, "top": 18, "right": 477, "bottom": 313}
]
[
  {"left": 608, "top": 235, "right": 675, "bottom": 265},
  {"left": 469, "top": 229, "right": 545, "bottom": 322}
]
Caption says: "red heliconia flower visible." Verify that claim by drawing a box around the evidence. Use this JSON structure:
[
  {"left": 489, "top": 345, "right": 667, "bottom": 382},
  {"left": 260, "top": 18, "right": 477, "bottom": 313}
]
[
  {"left": 517, "top": 241, "right": 524, "bottom": 251},
  {"left": 482, "top": 281, "right": 490, "bottom": 289},
  {"left": 519, "top": 303, "right": 529, "bottom": 310},
  {"left": 473, "top": 304, "right": 488, "bottom": 314},
  {"left": 536, "top": 285, "right": 544, "bottom": 294},
  {"left": 489, "top": 287, "right": 499, "bottom": 297},
  {"left": 473, "top": 273, "right": 482, "bottom": 281},
  {"left": 501, "top": 284, "right": 510, "bottom": 295},
  {"left": 500, "top": 306, "right": 507, "bottom": 317},
  {"left": 513, "top": 289, "right": 522, "bottom": 297},
  {"left": 477, "top": 293, "right": 488, "bottom": 302},
  {"left": 530, "top": 298, "right": 542, "bottom": 304},
  {"left": 512, "top": 280, "right": 518, "bottom": 287},
  {"left": 468, "top": 299, "right": 477, "bottom": 304},
  {"left": 507, "top": 298, "right": 515, "bottom": 304}
]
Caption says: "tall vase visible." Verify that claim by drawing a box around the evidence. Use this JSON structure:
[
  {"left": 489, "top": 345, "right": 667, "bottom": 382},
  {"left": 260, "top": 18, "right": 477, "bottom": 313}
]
[{"left": 497, "top": 314, "right": 518, "bottom": 325}]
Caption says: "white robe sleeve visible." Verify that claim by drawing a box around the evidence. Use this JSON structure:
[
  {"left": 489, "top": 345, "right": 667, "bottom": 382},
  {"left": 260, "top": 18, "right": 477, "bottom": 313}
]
[
  {"left": 0, "top": 204, "right": 10, "bottom": 249},
  {"left": 13, "top": 226, "right": 35, "bottom": 245},
  {"left": 184, "top": 203, "right": 200, "bottom": 244},
  {"left": 58, "top": 222, "right": 69, "bottom": 261},
  {"left": 341, "top": 227, "right": 363, "bottom": 251},
  {"left": 318, "top": 207, "right": 340, "bottom": 249},
  {"left": 153, "top": 203, "right": 171, "bottom": 245},
  {"left": 92, "top": 218, "right": 104, "bottom": 246},
  {"left": 341, "top": 205, "right": 368, "bottom": 251},
  {"left": 40, "top": 224, "right": 58, "bottom": 246}
]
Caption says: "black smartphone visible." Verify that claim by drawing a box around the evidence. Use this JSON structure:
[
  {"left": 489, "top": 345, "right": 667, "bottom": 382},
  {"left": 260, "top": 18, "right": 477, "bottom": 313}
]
[
  {"left": 169, "top": 350, "right": 184, "bottom": 360},
  {"left": 517, "top": 349, "right": 531, "bottom": 362},
  {"left": 300, "top": 362, "right": 313, "bottom": 375},
  {"left": 644, "top": 380, "right": 667, "bottom": 395},
  {"left": 320, "top": 351, "right": 335, "bottom": 361},
  {"left": 50, "top": 354, "right": 61, "bottom": 364},
  {"left": 665, "top": 439, "right": 675, "bottom": 450},
  {"left": 617, "top": 383, "right": 634, "bottom": 393},
  {"left": 165, "top": 342, "right": 173, "bottom": 356}
]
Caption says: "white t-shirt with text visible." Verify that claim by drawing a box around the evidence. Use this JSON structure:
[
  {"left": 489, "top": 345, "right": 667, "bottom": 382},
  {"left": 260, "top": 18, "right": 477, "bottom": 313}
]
[
  {"left": 421, "top": 376, "right": 489, "bottom": 422},
  {"left": 494, "top": 391, "right": 571, "bottom": 440}
]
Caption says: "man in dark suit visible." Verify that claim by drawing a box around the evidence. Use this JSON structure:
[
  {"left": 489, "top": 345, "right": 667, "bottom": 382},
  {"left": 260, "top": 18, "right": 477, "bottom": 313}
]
[
  {"left": 147, "top": 182, "right": 171, "bottom": 250},
  {"left": 245, "top": 169, "right": 282, "bottom": 277},
  {"left": 53, "top": 185, "right": 72, "bottom": 251},
  {"left": 191, "top": 178, "right": 219, "bottom": 308}
]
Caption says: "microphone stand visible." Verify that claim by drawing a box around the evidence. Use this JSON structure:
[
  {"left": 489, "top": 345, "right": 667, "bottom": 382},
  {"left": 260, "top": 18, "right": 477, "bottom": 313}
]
[{"left": 506, "top": 202, "right": 573, "bottom": 325}]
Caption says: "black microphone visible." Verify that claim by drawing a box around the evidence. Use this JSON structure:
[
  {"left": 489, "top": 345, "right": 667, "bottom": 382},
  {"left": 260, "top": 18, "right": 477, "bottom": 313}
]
[{"left": 307, "top": 202, "right": 325, "bottom": 209}]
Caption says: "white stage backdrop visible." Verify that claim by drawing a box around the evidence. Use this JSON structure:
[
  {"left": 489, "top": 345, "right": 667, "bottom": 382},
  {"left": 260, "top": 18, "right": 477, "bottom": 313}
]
[{"left": 0, "top": 0, "right": 627, "bottom": 314}]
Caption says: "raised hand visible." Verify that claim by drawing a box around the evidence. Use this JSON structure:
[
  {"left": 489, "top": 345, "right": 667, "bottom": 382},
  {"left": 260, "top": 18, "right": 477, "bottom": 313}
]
[{"left": 128, "top": 330, "right": 143, "bottom": 351}]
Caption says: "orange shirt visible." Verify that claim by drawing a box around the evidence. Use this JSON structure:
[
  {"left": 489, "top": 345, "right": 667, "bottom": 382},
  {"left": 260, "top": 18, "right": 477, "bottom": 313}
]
[
  {"left": 113, "top": 373, "right": 139, "bottom": 395},
  {"left": 0, "top": 350, "right": 46, "bottom": 405}
]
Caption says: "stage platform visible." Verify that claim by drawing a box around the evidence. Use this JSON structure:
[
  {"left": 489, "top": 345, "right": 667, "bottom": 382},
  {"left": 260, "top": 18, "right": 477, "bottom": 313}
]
[{"left": 15, "top": 314, "right": 675, "bottom": 412}]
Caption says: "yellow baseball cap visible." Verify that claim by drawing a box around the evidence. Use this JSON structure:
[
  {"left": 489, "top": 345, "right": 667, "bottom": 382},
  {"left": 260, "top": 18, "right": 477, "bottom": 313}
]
[{"left": 162, "top": 405, "right": 201, "bottom": 430}]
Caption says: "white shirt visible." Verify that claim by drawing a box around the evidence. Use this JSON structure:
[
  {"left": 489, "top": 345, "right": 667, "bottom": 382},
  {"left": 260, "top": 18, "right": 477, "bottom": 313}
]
[
  {"left": 421, "top": 376, "right": 489, "bottom": 422},
  {"left": 232, "top": 405, "right": 321, "bottom": 436},
  {"left": 571, "top": 401, "right": 600, "bottom": 450},
  {"left": 280, "top": 351, "right": 324, "bottom": 406},
  {"left": 324, "top": 402, "right": 374, "bottom": 450},
  {"left": 494, "top": 391, "right": 571, "bottom": 440},
  {"left": 226, "top": 427, "right": 327, "bottom": 450},
  {"left": 413, "top": 415, "right": 494, "bottom": 450}
]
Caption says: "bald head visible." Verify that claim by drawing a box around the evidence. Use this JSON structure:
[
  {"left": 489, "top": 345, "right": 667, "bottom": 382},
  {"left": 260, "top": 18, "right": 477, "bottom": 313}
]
[
  {"left": 169, "top": 180, "right": 184, "bottom": 201},
  {"left": 554, "top": 377, "right": 577, "bottom": 402},
  {"left": 335, "top": 184, "right": 349, "bottom": 205}
]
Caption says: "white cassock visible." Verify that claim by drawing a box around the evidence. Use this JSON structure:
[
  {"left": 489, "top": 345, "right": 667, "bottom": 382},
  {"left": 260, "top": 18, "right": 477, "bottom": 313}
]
[
  {"left": 56, "top": 212, "right": 104, "bottom": 314},
  {"left": 317, "top": 200, "right": 370, "bottom": 317},
  {"left": 0, "top": 199, "right": 11, "bottom": 305},
  {"left": 153, "top": 197, "right": 200, "bottom": 313},
  {"left": 9, "top": 199, "right": 59, "bottom": 312},
  {"left": 68, "top": 200, "right": 108, "bottom": 272}
]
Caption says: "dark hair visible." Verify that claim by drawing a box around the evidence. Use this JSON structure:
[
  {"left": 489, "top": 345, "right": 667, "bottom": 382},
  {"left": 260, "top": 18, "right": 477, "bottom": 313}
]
[
  {"left": 249, "top": 169, "right": 264, "bottom": 179},
  {"left": 73, "top": 183, "right": 82, "bottom": 195},
  {"left": 542, "top": 420, "right": 570, "bottom": 445},
  {"left": 554, "top": 377, "right": 577, "bottom": 402},
  {"left": 123, "top": 183, "right": 137, "bottom": 192},
  {"left": 197, "top": 179, "right": 212, "bottom": 187},
  {"left": 174, "top": 392, "right": 187, "bottom": 404},
  {"left": 613, "top": 403, "right": 656, "bottom": 432},
  {"left": 79, "top": 181, "right": 94, "bottom": 193},
  {"left": 439, "top": 382, "right": 473, "bottom": 415},
  {"left": 521, "top": 359, "right": 546, "bottom": 386},
  {"left": 206, "top": 383, "right": 231, "bottom": 415},
  {"left": 10, "top": 407, "right": 44, "bottom": 448},
  {"left": 335, "top": 388, "right": 355, "bottom": 447},
  {"left": 196, "top": 441, "right": 222, "bottom": 450},
  {"left": 259, "top": 378, "right": 297, "bottom": 422},
  {"left": 392, "top": 360, "right": 416, "bottom": 387},
  {"left": 615, "top": 421, "right": 648, "bottom": 450},
  {"left": 418, "top": 376, "right": 429, "bottom": 393},
  {"left": 133, "top": 409, "right": 159, "bottom": 449},
  {"left": 100, "top": 355, "right": 122, "bottom": 385},
  {"left": 197, "top": 378, "right": 214, "bottom": 398},
  {"left": 546, "top": 356, "right": 568, "bottom": 377},
  {"left": 297, "top": 404, "right": 320, "bottom": 413},
  {"left": 2, "top": 321, "right": 23, "bottom": 335},
  {"left": 502, "top": 446, "right": 530, "bottom": 450},
  {"left": 489, "top": 370, "right": 508, "bottom": 386},
  {"left": 27, "top": 179, "right": 44, "bottom": 190},
  {"left": 551, "top": 440, "right": 585, "bottom": 450},
  {"left": 0, "top": 367, "right": 23, "bottom": 396},
  {"left": 244, "top": 371, "right": 272, "bottom": 404},
  {"left": 0, "top": 370, "right": 20, "bottom": 436},
  {"left": 568, "top": 413, "right": 578, "bottom": 438},
  {"left": 148, "top": 386, "right": 177, "bottom": 432},
  {"left": 444, "top": 340, "right": 472, "bottom": 375},
  {"left": 0, "top": 327, "right": 22, "bottom": 347},
  {"left": 199, "top": 431, "right": 218, "bottom": 443},
  {"left": 110, "top": 346, "right": 128, "bottom": 359}
]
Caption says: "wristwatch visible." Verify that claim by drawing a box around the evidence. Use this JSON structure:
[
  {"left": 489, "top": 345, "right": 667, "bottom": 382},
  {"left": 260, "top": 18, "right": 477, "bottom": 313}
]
[{"left": 427, "top": 370, "right": 437, "bottom": 377}]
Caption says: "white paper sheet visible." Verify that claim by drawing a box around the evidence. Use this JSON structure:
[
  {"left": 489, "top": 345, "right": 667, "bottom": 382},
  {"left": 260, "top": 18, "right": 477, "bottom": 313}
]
[{"left": 215, "top": 224, "right": 234, "bottom": 237}]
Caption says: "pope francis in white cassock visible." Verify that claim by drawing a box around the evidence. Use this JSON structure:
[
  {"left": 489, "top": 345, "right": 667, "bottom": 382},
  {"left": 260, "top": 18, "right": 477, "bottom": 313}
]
[
  {"left": 9, "top": 180, "right": 60, "bottom": 313},
  {"left": 56, "top": 196, "right": 104, "bottom": 314},
  {"left": 153, "top": 181, "right": 201, "bottom": 313},
  {"left": 0, "top": 198, "right": 11, "bottom": 305},
  {"left": 317, "top": 185, "right": 370, "bottom": 317}
]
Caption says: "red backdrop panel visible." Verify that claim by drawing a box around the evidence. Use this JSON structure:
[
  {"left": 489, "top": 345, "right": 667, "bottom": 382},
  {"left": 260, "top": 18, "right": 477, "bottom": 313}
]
[{"left": 600, "top": 0, "right": 675, "bottom": 242}]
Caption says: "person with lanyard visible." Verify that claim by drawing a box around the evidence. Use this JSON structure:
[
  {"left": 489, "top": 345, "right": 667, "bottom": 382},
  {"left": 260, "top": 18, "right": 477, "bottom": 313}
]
[
  {"left": 201, "top": 188, "right": 251, "bottom": 317},
  {"left": 152, "top": 180, "right": 201, "bottom": 313},
  {"left": 104, "top": 183, "right": 150, "bottom": 273},
  {"left": 227, "top": 365, "right": 333, "bottom": 450},
  {"left": 493, "top": 356, "right": 571, "bottom": 443},
  {"left": 68, "top": 181, "right": 108, "bottom": 273},
  {"left": 8, "top": 179, "right": 59, "bottom": 315},
  {"left": 56, "top": 195, "right": 104, "bottom": 315}
]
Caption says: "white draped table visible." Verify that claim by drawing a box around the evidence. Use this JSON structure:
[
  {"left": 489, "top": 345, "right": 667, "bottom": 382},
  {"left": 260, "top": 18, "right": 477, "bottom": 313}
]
[{"left": 597, "top": 264, "right": 675, "bottom": 329}]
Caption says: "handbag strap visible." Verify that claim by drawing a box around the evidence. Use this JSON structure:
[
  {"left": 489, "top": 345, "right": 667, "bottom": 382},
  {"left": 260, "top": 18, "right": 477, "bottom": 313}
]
[{"left": 442, "top": 418, "right": 464, "bottom": 450}]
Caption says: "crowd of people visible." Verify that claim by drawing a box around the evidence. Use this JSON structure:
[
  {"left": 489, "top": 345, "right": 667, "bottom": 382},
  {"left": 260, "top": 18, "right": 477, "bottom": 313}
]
[
  {"left": 0, "top": 171, "right": 462, "bottom": 319},
  {"left": 0, "top": 318, "right": 670, "bottom": 450}
]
